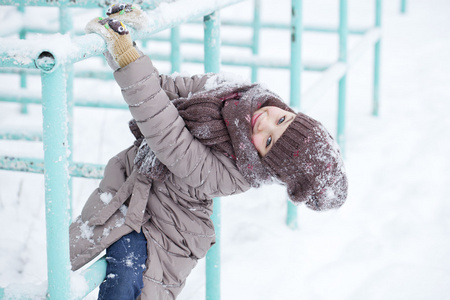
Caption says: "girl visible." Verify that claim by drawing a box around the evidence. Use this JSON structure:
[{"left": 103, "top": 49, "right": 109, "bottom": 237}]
[{"left": 70, "top": 4, "right": 348, "bottom": 299}]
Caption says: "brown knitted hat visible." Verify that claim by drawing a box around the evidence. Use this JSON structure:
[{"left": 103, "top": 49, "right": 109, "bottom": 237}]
[{"left": 262, "top": 112, "right": 348, "bottom": 211}]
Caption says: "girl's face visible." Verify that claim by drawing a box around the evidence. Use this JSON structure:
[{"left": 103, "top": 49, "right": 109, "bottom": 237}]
[{"left": 251, "top": 106, "right": 296, "bottom": 156}]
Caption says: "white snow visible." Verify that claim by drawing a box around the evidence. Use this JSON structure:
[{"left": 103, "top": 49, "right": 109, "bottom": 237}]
[
  {"left": 119, "top": 204, "right": 128, "bottom": 216},
  {"left": 79, "top": 221, "right": 95, "bottom": 244},
  {"left": 100, "top": 192, "right": 113, "bottom": 205},
  {"left": 1, "top": 0, "right": 450, "bottom": 299},
  {"left": 204, "top": 71, "right": 251, "bottom": 91}
]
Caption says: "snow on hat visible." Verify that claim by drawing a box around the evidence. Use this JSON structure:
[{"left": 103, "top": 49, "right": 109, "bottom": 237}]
[{"left": 262, "top": 112, "right": 348, "bottom": 211}]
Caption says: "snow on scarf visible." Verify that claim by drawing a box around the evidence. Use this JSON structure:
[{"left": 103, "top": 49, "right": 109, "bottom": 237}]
[{"left": 130, "top": 82, "right": 289, "bottom": 188}]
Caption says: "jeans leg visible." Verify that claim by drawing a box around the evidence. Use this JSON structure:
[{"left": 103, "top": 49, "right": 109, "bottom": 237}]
[{"left": 98, "top": 230, "right": 148, "bottom": 300}]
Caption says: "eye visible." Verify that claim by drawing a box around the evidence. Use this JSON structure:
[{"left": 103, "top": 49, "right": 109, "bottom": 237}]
[
  {"left": 266, "top": 136, "right": 272, "bottom": 148},
  {"left": 277, "top": 116, "right": 286, "bottom": 125},
  {"left": 118, "top": 26, "right": 124, "bottom": 32}
]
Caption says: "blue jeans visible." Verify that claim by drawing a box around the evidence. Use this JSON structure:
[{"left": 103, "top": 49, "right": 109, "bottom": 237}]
[{"left": 98, "top": 230, "right": 148, "bottom": 300}]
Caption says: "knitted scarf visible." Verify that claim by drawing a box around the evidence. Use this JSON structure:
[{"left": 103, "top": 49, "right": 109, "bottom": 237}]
[{"left": 130, "top": 82, "right": 292, "bottom": 188}]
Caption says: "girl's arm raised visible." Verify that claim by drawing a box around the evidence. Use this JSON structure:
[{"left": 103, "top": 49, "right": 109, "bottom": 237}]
[{"left": 114, "top": 55, "right": 250, "bottom": 196}]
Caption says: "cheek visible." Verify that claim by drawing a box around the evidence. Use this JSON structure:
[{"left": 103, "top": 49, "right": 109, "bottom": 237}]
[{"left": 251, "top": 134, "right": 263, "bottom": 151}]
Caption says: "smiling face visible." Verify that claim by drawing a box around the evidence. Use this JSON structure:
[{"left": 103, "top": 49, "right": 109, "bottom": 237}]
[{"left": 251, "top": 106, "right": 297, "bottom": 157}]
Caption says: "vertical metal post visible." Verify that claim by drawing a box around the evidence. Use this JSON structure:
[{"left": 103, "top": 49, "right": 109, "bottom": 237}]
[
  {"left": 373, "top": 0, "right": 382, "bottom": 116},
  {"left": 337, "top": 0, "right": 348, "bottom": 155},
  {"left": 204, "top": 12, "right": 221, "bottom": 300},
  {"left": 59, "top": 6, "right": 74, "bottom": 216},
  {"left": 41, "top": 63, "right": 71, "bottom": 299},
  {"left": 251, "top": 0, "right": 261, "bottom": 83},
  {"left": 18, "top": 5, "right": 28, "bottom": 114},
  {"left": 170, "top": 26, "right": 181, "bottom": 73},
  {"left": 401, "top": 0, "right": 406, "bottom": 13},
  {"left": 286, "top": 0, "right": 302, "bottom": 230}
]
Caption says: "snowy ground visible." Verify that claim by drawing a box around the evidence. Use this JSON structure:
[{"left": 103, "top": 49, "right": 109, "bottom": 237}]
[{"left": 1, "top": 0, "right": 450, "bottom": 299}]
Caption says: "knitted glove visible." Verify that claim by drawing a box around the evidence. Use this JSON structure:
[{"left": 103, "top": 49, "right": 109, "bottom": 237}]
[
  {"left": 106, "top": 3, "right": 149, "bottom": 30},
  {"left": 85, "top": 17, "right": 140, "bottom": 68}
]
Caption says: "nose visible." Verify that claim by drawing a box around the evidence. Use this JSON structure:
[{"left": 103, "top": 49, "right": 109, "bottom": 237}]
[{"left": 256, "top": 112, "right": 272, "bottom": 132}]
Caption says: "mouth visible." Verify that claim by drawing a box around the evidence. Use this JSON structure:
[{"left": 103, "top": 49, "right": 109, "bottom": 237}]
[{"left": 251, "top": 112, "right": 262, "bottom": 132}]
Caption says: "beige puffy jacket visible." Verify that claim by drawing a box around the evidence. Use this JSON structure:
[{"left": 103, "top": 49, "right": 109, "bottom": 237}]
[{"left": 70, "top": 55, "right": 251, "bottom": 299}]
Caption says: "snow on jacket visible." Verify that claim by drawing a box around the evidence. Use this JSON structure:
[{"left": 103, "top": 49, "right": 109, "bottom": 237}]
[{"left": 69, "top": 55, "right": 251, "bottom": 299}]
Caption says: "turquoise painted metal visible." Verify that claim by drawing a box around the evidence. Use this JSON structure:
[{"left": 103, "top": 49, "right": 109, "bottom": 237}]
[
  {"left": 204, "top": 11, "right": 221, "bottom": 300},
  {"left": 251, "top": 0, "right": 261, "bottom": 82},
  {"left": 0, "top": 88, "right": 128, "bottom": 109},
  {"left": 18, "top": 5, "right": 28, "bottom": 114},
  {"left": 40, "top": 62, "right": 72, "bottom": 299},
  {"left": 0, "top": 130, "right": 42, "bottom": 141},
  {"left": 75, "top": 256, "right": 108, "bottom": 300},
  {"left": 170, "top": 26, "right": 181, "bottom": 73},
  {"left": 286, "top": 0, "right": 303, "bottom": 229},
  {"left": 0, "top": 156, "right": 105, "bottom": 179},
  {"left": 401, "top": 0, "right": 406, "bottom": 13},
  {"left": 215, "top": 20, "right": 368, "bottom": 34},
  {"left": 373, "top": 0, "right": 382, "bottom": 116},
  {"left": 337, "top": 0, "right": 348, "bottom": 155},
  {"left": 0, "top": 0, "right": 161, "bottom": 9},
  {"left": 59, "top": 5, "right": 75, "bottom": 216}
]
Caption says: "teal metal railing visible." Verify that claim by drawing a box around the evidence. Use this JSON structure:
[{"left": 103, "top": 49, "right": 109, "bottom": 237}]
[
  {"left": 0, "top": 0, "right": 384, "bottom": 298},
  {"left": 203, "top": 13, "right": 222, "bottom": 299},
  {"left": 0, "top": 0, "right": 244, "bottom": 299}
]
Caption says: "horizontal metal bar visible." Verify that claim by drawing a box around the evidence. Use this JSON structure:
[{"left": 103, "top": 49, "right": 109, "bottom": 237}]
[
  {"left": 147, "top": 35, "right": 253, "bottom": 48},
  {"left": 74, "top": 69, "right": 114, "bottom": 80},
  {"left": 0, "top": 129, "right": 42, "bottom": 141},
  {"left": 0, "top": 67, "right": 114, "bottom": 80},
  {"left": 186, "top": 19, "right": 369, "bottom": 35},
  {"left": 0, "top": 0, "right": 247, "bottom": 70},
  {"left": 148, "top": 51, "right": 331, "bottom": 71},
  {"left": 0, "top": 0, "right": 160, "bottom": 9},
  {"left": 0, "top": 89, "right": 127, "bottom": 109},
  {"left": 0, "top": 156, "right": 105, "bottom": 179},
  {"left": 75, "top": 256, "right": 107, "bottom": 300}
]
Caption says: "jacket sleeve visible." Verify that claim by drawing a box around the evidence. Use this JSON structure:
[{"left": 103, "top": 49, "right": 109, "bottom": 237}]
[
  {"left": 114, "top": 55, "right": 250, "bottom": 195},
  {"left": 159, "top": 73, "right": 211, "bottom": 100}
]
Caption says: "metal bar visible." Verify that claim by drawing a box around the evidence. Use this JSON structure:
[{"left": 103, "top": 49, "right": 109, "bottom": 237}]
[
  {"left": 0, "top": 92, "right": 128, "bottom": 110},
  {"left": 149, "top": 36, "right": 253, "bottom": 48},
  {"left": 401, "top": 0, "right": 406, "bottom": 13},
  {"left": 18, "top": 5, "right": 28, "bottom": 115},
  {"left": 0, "top": 0, "right": 160, "bottom": 9},
  {"left": 0, "top": 130, "right": 42, "bottom": 141},
  {"left": 0, "top": 67, "right": 113, "bottom": 79},
  {"left": 74, "top": 256, "right": 107, "bottom": 300},
  {"left": 180, "top": 53, "right": 291, "bottom": 69},
  {"left": 373, "top": 0, "right": 382, "bottom": 116},
  {"left": 0, "top": 0, "right": 247, "bottom": 70},
  {"left": 286, "top": 0, "right": 302, "bottom": 230},
  {"left": 251, "top": 0, "right": 261, "bottom": 82},
  {"left": 220, "top": 19, "right": 368, "bottom": 34},
  {"left": 170, "top": 26, "right": 181, "bottom": 73},
  {"left": 40, "top": 63, "right": 71, "bottom": 299},
  {"left": 204, "top": 11, "right": 221, "bottom": 300},
  {"left": 59, "top": 5, "right": 75, "bottom": 217},
  {"left": 337, "top": 0, "right": 348, "bottom": 155},
  {"left": 0, "top": 156, "right": 105, "bottom": 179}
]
